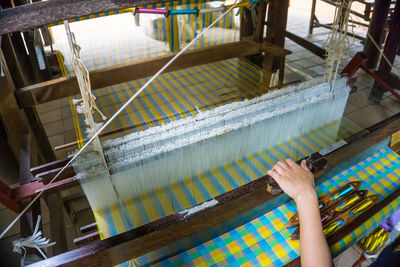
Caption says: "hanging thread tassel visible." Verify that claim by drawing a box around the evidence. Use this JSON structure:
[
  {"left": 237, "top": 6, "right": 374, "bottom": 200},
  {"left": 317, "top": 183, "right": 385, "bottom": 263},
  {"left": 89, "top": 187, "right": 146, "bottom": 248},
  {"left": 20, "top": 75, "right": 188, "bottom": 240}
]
[{"left": 12, "top": 216, "right": 55, "bottom": 266}]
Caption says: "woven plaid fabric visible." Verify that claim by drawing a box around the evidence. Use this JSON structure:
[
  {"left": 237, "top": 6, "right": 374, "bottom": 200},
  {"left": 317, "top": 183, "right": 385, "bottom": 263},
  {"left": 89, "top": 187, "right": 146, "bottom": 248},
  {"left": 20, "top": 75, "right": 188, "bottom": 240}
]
[
  {"left": 146, "top": 144, "right": 400, "bottom": 266},
  {"left": 71, "top": 58, "right": 274, "bottom": 148}
]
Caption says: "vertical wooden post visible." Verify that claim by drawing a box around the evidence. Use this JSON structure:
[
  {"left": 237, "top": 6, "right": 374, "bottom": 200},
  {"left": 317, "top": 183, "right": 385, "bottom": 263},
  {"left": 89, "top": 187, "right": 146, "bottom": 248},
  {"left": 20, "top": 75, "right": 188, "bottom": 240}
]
[
  {"left": 309, "top": 0, "right": 317, "bottom": 34},
  {"left": 0, "top": 119, "right": 19, "bottom": 184},
  {"left": 240, "top": 6, "right": 255, "bottom": 39},
  {"left": 253, "top": 0, "right": 267, "bottom": 43},
  {"left": 370, "top": 0, "right": 400, "bottom": 102},
  {"left": 44, "top": 193, "right": 69, "bottom": 256},
  {"left": 19, "top": 134, "right": 43, "bottom": 264},
  {"left": 263, "top": 0, "right": 289, "bottom": 83},
  {"left": 364, "top": 0, "right": 391, "bottom": 69}
]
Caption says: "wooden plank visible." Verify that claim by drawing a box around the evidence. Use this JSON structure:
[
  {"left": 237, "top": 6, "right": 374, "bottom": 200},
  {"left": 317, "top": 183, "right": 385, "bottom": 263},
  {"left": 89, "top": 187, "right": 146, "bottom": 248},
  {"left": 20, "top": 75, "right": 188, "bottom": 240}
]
[
  {"left": 80, "top": 222, "right": 98, "bottom": 233},
  {"left": 28, "top": 112, "right": 400, "bottom": 267},
  {"left": 12, "top": 176, "right": 79, "bottom": 201},
  {"left": 242, "top": 37, "right": 291, "bottom": 56},
  {"left": 74, "top": 231, "right": 100, "bottom": 246},
  {"left": 0, "top": 0, "right": 173, "bottom": 35},
  {"left": 35, "top": 166, "right": 75, "bottom": 184},
  {"left": 31, "top": 157, "right": 71, "bottom": 176},
  {"left": 15, "top": 41, "right": 261, "bottom": 108},
  {"left": 285, "top": 31, "right": 326, "bottom": 59}
]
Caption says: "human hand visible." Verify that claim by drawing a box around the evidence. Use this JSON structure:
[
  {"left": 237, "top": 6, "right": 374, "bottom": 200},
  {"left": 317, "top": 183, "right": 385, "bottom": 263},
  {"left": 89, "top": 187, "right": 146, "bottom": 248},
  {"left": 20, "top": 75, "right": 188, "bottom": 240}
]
[{"left": 267, "top": 159, "right": 316, "bottom": 203}]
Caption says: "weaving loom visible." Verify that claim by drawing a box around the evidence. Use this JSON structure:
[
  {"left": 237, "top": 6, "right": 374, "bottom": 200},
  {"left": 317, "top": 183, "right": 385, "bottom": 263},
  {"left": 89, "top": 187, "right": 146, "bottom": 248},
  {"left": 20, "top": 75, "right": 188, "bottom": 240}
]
[{"left": 2, "top": 0, "right": 400, "bottom": 266}]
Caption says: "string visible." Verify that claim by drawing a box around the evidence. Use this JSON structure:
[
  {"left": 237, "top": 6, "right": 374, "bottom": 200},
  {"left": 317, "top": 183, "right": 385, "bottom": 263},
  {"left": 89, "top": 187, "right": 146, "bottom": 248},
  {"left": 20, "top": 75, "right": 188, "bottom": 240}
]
[
  {"left": 324, "top": 0, "right": 354, "bottom": 87},
  {"left": 0, "top": 0, "right": 239, "bottom": 240},
  {"left": 367, "top": 32, "right": 400, "bottom": 71}
]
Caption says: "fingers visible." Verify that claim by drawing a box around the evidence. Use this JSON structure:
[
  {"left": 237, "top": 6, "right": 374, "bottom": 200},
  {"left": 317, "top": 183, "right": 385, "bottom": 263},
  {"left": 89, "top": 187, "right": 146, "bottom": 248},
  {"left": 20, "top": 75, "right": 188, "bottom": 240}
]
[
  {"left": 276, "top": 161, "right": 289, "bottom": 169},
  {"left": 267, "top": 169, "right": 281, "bottom": 181},
  {"left": 286, "top": 158, "right": 297, "bottom": 167},
  {"left": 300, "top": 160, "right": 311, "bottom": 172}
]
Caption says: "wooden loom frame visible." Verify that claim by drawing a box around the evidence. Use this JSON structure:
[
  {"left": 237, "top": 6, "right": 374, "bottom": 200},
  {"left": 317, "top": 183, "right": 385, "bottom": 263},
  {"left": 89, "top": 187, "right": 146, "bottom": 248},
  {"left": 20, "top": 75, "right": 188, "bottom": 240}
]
[{"left": 0, "top": 0, "right": 399, "bottom": 266}]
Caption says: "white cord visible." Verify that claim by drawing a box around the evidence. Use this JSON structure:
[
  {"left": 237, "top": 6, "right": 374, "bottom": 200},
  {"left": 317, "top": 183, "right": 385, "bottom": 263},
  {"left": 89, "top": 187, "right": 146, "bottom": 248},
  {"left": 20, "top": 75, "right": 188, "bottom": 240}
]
[
  {"left": 367, "top": 32, "right": 400, "bottom": 71},
  {"left": 0, "top": 0, "right": 239, "bottom": 240},
  {"left": 12, "top": 215, "right": 55, "bottom": 266}
]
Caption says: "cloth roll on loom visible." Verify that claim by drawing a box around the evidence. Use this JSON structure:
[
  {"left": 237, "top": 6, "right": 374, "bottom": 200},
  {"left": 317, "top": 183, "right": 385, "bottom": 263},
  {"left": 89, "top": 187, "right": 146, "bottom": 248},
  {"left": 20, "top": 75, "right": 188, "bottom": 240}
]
[{"left": 73, "top": 77, "right": 351, "bottom": 216}]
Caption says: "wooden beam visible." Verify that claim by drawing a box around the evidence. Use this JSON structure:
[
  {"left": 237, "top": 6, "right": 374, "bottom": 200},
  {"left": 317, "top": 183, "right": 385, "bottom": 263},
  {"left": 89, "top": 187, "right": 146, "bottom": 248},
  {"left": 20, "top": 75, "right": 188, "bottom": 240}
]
[
  {"left": 28, "top": 112, "right": 400, "bottom": 267},
  {"left": 364, "top": 0, "right": 392, "bottom": 68},
  {"left": 74, "top": 231, "right": 100, "bottom": 246},
  {"left": 31, "top": 157, "right": 71, "bottom": 176},
  {"left": 12, "top": 176, "right": 79, "bottom": 201},
  {"left": 285, "top": 31, "right": 326, "bottom": 59},
  {"left": 80, "top": 222, "right": 98, "bottom": 233},
  {"left": 15, "top": 41, "right": 261, "bottom": 108},
  {"left": 0, "top": 0, "right": 173, "bottom": 35},
  {"left": 242, "top": 37, "right": 291, "bottom": 56}
]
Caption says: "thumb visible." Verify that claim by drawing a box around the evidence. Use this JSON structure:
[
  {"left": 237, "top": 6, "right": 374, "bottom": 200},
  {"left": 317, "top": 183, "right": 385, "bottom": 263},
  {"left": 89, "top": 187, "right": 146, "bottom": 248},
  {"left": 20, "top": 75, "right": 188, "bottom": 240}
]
[{"left": 300, "top": 160, "right": 310, "bottom": 172}]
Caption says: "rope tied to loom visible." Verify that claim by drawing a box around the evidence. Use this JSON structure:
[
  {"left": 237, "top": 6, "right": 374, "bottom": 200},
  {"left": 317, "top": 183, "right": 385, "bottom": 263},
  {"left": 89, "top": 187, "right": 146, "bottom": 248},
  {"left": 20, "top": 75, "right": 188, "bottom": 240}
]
[
  {"left": 12, "top": 216, "right": 55, "bottom": 266},
  {"left": 69, "top": 31, "right": 107, "bottom": 137},
  {"left": 324, "top": 0, "right": 355, "bottom": 86}
]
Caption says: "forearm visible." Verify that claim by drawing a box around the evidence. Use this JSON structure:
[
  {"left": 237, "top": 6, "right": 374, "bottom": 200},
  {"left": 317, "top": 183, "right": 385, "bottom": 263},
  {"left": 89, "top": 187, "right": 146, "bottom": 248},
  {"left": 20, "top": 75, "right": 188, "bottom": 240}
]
[{"left": 297, "top": 192, "right": 332, "bottom": 267}]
